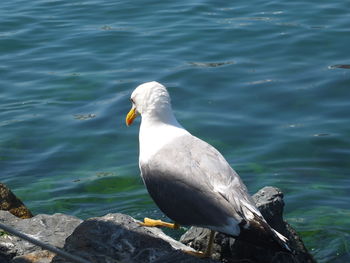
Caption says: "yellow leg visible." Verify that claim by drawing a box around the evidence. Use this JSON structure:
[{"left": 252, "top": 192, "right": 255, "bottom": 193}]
[
  {"left": 183, "top": 230, "right": 215, "bottom": 258},
  {"left": 139, "top": 217, "right": 180, "bottom": 229},
  {"left": 204, "top": 230, "right": 215, "bottom": 257}
]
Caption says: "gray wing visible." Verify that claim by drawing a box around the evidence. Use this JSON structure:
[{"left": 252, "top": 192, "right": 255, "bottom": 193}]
[{"left": 140, "top": 134, "right": 262, "bottom": 230}]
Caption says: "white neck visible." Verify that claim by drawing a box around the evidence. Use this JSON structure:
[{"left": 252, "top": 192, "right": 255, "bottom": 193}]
[{"left": 139, "top": 112, "right": 189, "bottom": 163}]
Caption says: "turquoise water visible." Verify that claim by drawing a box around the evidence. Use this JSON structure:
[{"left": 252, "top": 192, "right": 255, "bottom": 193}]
[{"left": 1, "top": 1, "right": 350, "bottom": 262}]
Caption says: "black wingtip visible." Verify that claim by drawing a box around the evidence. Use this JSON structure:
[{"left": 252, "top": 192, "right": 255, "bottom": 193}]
[{"left": 237, "top": 216, "right": 292, "bottom": 254}]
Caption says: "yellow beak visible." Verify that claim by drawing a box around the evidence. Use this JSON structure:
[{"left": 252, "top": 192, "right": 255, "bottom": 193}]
[{"left": 126, "top": 107, "right": 138, "bottom": 126}]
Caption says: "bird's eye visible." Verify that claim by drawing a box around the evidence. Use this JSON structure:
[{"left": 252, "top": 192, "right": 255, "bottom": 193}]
[{"left": 130, "top": 98, "right": 134, "bottom": 104}]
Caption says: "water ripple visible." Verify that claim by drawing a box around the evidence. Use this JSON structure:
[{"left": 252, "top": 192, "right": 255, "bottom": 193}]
[{"left": 1, "top": 1, "right": 349, "bottom": 261}]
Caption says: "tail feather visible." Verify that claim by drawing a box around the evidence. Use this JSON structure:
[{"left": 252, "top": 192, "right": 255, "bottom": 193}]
[
  {"left": 238, "top": 214, "right": 291, "bottom": 253},
  {"left": 272, "top": 228, "right": 288, "bottom": 242}
]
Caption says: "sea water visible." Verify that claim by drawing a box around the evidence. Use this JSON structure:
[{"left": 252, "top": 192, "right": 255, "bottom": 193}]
[{"left": 1, "top": 1, "right": 350, "bottom": 262}]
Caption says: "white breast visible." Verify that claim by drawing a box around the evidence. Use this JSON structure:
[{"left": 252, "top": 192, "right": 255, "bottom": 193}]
[{"left": 139, "top": 121, "right": 189, "bottom": 164}]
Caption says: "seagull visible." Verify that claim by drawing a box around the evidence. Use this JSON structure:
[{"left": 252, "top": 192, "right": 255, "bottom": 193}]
[{"left": 125, "top": 81, "right": 290, "bottom": 257}]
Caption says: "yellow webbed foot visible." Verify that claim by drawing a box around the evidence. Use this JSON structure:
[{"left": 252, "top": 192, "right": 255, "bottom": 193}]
[{"left": 139, "top": 217, "right": 180, "bottom": 229}]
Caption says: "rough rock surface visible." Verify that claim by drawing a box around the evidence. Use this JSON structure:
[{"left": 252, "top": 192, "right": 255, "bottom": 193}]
[
  {"left": 0, "top": 183, "right": 33, "bottom": 219},
  {"left": 0, "top": 211, "right": 82, "bottom": 263},
  {"left": 51, "top": 213, "right": 218, "bottom": 263},
  {"left": 180, "top": 186, "right": 316, "bottom": 263}
]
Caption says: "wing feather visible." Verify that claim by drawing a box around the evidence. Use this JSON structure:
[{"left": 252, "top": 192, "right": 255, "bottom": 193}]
[{"left": 140, "top": 134, "right": 262, "bottom": 229}]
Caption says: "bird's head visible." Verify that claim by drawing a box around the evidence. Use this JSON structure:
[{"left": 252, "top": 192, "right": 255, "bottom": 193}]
[{"left": 126, "top": 81, "right": 172, "bottom": 126}]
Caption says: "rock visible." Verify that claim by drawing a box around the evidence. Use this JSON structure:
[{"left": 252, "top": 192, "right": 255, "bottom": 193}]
[
  {"left": 180, "top": 186, "right": 316, "bottom": 263},
  {"left": 0, "top": 183, "right": 33, "bottom": 219},
  {"left": 12, "top": 250, "right": 55, "bottom": 263},
  {"left": 253, "top": 186, "right": 286, "bottom": 235},
  {"left": 0, "top": 186, "right": 315, "bottom": 263},
  {"left": 0, "top": 211, "right": 82, "bottom": 261},
  {"left": 51, "top": 213, "right": 219, "bottom": 263}
]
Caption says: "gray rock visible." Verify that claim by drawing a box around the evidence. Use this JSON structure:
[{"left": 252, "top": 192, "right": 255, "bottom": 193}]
[
  {"left": 180, "top": 186, "right": 316, "bottom": 263},
  {"left": 0, "top": 186, "right": 315, "bottom": 263},
  {"left": 0, "top": 211, "right": 82, "bottom": 261},
  {"left": 253, "top": 186, "right": 286, "bottom": 235},
  {"left": 51, "top": 213, "right": 219, "bottom": 263}
]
